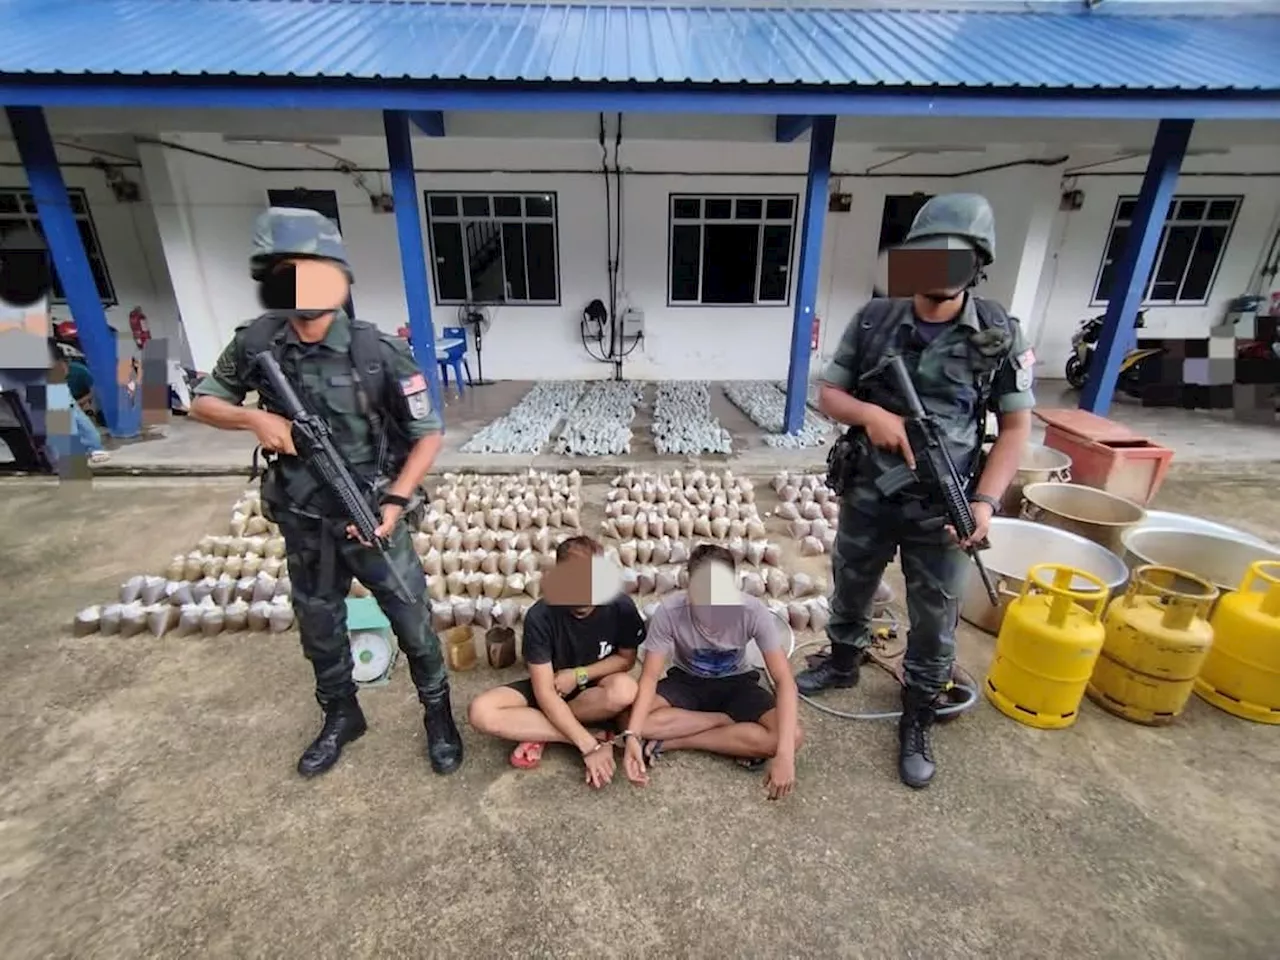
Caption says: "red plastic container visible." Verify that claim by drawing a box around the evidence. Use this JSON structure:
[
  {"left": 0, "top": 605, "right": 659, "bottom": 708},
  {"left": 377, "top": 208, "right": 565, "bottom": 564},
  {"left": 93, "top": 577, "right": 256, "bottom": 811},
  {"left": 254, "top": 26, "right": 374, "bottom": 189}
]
[{"left": 1035, "top": 408, "right": 1174, "bottom": 506}]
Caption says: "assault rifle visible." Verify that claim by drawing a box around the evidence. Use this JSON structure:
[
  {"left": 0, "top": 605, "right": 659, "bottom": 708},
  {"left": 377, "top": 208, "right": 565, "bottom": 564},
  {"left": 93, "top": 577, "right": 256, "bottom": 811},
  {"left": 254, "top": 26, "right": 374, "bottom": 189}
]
[
  {"left": 875, "top": 355, "right": 1000, "bottom": 607},
  {"left": 255, "top": 351, "right": 417, "bottom": 603}
]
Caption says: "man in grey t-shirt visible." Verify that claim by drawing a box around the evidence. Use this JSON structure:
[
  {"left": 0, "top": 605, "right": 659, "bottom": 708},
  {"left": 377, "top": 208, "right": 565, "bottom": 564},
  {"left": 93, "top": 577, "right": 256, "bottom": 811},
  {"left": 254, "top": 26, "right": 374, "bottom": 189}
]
[{"left": 621, "top": 544, "right": 803, "bottom": 800}]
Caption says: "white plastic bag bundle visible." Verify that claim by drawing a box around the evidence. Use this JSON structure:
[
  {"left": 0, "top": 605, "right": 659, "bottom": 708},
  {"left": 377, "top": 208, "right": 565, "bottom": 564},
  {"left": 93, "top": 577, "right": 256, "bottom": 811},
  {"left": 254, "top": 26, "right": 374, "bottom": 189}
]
[
  {"left": 119, "top": 601, "right": 147, "bottom": 637},
  {"left": 452, "top": 597, "right": 476, "bottom": 627},
  {"left": 177, "top": 603, "right": 203, "bottom": 636},
  {"left": 800, "top": 535, "right": 825, "bottom": 557},
  {"left": 473, "top": 596, "right": 495, "bottom": 628},
  {"left": 268, "top": 598, "right": 294, "bottom": 633},
  {"left": 73, "top": 605, "right": 102, "bottom": 636},
  {"left": 431, "top": 600, "right": 455, "bottom": 631},
  {"left": 787, "top": 601, "right": 811, "bottom": 631},
  {"left": 765, "top": 568, "right": 790, "bottom": 599},
  {"left": 252, "top": 574, "right": 277, "bottom": 603},
  {"left": 119, "top": 575, "right": 145, "bottom": 604},
  {"left": 806, "top": 596, "right": 831, "bottom": 631},
  {"left": 211, "top": 574, "right": 235, "bottom": 607},
  {"left": 200, "top": 604, "right": 225, "bottom": 637},
  {"left": 139, "top": 575, "right": 167, "bottom": 606},
  {"left": 224, "top": 599, "right": 250, "bottom": 632},
  {"left": 146, "top": 603, "right": 178, "bottom": 638},
  {"left": 248, "top": 600, "right": 272, "bottom": 632}
]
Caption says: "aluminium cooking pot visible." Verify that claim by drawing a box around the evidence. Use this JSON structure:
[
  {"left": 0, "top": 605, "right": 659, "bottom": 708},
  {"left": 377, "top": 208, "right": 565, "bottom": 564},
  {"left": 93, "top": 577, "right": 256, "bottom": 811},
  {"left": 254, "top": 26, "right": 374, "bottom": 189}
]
[
  {"left": 1019, "top": 481, "right": 1146, "bottom": 555},
  {"left": 1132, "top": 510, "right": 1273, "bottom": 549},
  {"left": 961, "top": 517, "right": 1130, "bottom": 635},
  {"left": 1121, "top": 527, "right": 1280, "bottom": 596},
  {"left": 999, "top": 444, "right": 1073, "bottom": 516}
]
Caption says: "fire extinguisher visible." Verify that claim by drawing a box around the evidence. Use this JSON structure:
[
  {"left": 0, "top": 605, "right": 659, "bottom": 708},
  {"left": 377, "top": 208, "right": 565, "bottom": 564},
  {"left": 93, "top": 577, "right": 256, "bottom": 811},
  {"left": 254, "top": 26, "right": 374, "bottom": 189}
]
[
  {"left": 128, "top": 306, "right": 151, "bottom": 350},
  {"left": 810, "top": 314, "right": 821, "bottom": 352}
]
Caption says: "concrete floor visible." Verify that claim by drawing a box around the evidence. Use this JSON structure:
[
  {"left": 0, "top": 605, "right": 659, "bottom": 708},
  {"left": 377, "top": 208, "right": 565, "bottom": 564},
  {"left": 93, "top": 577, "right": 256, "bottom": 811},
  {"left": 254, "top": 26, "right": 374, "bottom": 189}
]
[
  {"left": 1, "top": 469, "right": 1278, "bottom": 959},
  {"left": 55, "top": 378, "right": 1280, "bottom": 478}
]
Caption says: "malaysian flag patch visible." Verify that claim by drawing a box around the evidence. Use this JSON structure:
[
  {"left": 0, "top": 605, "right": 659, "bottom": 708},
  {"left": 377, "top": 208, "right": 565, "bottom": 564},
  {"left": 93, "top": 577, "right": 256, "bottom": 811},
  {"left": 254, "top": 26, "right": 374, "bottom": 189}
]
[
  {"left": 400, "top": 373, "right": 432, "bottom": 420},
  {"left": 1015, "top": 348, "right": 1036, "bottom": 391}
]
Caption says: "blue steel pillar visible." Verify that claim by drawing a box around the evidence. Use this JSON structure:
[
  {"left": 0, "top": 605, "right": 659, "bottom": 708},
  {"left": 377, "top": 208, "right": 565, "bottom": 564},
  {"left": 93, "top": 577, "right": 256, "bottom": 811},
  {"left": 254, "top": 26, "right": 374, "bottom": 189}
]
[
  {"left": 1080, "top": 118, "right": 1193, "bottom": 416},
  {"left": 382, "top": 109, "right": 444, "bottom": 421},
  {"left": 6, "top": 105, "right": 120, "bottom": 431},
  {"left": 783, "top": 116, "right": 836, "bottom": 435}
]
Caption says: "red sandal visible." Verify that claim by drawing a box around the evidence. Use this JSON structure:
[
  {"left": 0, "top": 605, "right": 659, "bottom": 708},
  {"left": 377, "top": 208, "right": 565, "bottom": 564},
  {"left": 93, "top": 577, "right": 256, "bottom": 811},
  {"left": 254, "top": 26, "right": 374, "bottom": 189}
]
[{"left": 510, "top": 742, "right": 545, "bottom": 769}]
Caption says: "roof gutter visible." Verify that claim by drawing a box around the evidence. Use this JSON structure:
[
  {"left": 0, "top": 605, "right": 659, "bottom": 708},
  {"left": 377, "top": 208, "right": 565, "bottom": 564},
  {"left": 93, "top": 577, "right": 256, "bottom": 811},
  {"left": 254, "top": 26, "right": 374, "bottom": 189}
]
[{"left": 2, "top": 76, "right": 1280, "bottom": 122}]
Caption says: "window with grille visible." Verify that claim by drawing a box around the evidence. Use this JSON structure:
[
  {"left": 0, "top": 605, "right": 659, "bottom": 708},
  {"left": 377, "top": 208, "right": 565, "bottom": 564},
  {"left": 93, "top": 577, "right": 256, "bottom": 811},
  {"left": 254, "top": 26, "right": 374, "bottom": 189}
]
[
  {"left": 668, "top": 194, "right": 798, "bottom": 306},
  {"left": 0, "top": 187, "right": 116, "bottom": 305},
  {"left": 1092, "top": 196, "right": 1241, "bottom": 306},
  {"left": 424, "top": 192, "right": 560, "bottom": 305}
]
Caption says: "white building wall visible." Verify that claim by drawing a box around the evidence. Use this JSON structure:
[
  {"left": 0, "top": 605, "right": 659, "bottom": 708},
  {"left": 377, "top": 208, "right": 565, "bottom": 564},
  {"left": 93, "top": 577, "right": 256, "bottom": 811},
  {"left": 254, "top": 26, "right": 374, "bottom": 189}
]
[
  {"left": 9, "top": 110, "right": 1280, "bottom": 382},
  {"left": 1029, "top": 152, "right": 1280, "bottom": 372},
  {"left": 0, "top": 131, "right": 182, "bottom": 358}
]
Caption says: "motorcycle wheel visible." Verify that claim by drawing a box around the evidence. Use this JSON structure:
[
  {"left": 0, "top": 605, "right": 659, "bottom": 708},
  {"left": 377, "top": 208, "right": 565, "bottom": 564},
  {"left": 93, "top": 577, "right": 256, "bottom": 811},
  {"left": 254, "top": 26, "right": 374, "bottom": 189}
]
[{"left": 1065, "top": 356, "right": 1087, "bottom": 390}]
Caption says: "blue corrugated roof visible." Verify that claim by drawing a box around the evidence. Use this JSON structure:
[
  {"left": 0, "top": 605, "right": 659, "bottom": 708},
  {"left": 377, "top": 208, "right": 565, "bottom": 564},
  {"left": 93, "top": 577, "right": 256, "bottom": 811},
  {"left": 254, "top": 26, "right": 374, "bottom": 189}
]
[{"left": 1, "top": 1, "right": 1278, "bottom": 93}]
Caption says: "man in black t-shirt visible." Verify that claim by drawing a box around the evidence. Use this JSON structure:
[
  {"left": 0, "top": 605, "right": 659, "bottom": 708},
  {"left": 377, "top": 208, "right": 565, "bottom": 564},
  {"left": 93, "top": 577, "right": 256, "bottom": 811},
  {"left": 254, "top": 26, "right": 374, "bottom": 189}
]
[{"left": 467, "top": 535, "right": 645, "bottom": 787}]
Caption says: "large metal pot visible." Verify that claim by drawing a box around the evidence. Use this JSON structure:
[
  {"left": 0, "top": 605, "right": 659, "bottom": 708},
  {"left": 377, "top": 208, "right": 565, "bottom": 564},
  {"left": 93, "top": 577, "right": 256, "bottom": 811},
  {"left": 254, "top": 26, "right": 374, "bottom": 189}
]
[
  {"left": 1000, "top": 444, "right": 1073, "bottom": 516},
  {"left": 1121, "top": 527, "right": 1280, "bottom": 595},
  {"left": 961, "top": 517, "right": 1130, "bottom": 635},
  {"left": 1020, "top": 481, "right": 1146, "bottom": 555},
  {"left": 1135, "top": 510, "right": 1273, "bottom": 549}
]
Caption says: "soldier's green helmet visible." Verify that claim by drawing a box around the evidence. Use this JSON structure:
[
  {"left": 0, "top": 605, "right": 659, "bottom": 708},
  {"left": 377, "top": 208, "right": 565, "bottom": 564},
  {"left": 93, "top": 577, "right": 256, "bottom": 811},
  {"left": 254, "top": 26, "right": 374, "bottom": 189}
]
[
  {"left": 901, "top": 193, "right": 996, "bottom": 267},
  {"left": 250, "top": 206, "right": 353, "bottom": 281}
]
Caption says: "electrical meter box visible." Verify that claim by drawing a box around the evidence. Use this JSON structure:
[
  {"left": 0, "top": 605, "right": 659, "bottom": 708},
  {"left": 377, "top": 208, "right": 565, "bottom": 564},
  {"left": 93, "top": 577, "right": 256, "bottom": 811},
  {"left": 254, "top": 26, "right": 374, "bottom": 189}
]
[{"left": 621, "top": 307, "right": 645, "bottom": 339}]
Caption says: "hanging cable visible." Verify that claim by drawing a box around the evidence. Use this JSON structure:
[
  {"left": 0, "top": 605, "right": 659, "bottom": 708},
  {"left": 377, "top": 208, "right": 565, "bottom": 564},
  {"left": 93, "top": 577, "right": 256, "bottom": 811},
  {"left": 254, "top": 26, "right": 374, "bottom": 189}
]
[{"left": 581, "top": 114, "right": 614, "bottom": 366}]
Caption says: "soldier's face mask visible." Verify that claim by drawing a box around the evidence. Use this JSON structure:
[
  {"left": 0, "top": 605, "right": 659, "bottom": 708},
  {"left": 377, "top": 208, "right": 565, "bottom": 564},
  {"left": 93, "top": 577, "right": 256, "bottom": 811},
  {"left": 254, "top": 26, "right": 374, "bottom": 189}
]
[
  {"left": 257, "top": 258, "right": 349, "bottom": 320},
  {"left": 885, "top": 247, "right": 980, "bottom": 302}
]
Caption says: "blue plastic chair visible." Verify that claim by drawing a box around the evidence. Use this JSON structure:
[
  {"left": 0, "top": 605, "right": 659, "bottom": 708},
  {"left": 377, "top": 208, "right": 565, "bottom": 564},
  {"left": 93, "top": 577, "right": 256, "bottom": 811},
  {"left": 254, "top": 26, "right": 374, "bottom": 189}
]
[{"left": 437, "top": 326, "right": 472, "bottom": 396}]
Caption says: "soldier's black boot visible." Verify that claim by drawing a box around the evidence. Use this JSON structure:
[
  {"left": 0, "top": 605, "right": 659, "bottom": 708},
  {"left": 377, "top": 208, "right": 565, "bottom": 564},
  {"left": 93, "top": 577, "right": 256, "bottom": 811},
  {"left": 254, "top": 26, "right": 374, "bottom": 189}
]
[
  {"left": 297, "top": 695, "right": 367, "bottom": 778},
  {"left": 897, "top": 688, "right": 937, "bottom": 790},
  {"left": 422, "top": 682, "right": 464, "bottom": 775},
  {"left": 408, "top": 655, "right": 464, "bottom": 775},
  {"left": 795, "top": 645, "right": 861, "bottom": 695}
]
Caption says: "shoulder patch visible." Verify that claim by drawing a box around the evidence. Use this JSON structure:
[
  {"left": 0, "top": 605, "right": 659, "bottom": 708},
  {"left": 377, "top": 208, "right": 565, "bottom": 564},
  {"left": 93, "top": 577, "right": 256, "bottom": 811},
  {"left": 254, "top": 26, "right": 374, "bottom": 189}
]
[
  {"left": 1014, "top": 348, "right": 1036, "bottom": 391},
  {"left": 401, "top": 373, "right": 432, "bottom": 420}
]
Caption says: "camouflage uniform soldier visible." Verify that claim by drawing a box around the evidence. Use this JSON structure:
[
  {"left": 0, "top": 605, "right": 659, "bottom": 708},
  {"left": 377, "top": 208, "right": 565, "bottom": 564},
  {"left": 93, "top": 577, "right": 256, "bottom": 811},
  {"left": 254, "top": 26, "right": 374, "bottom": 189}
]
[
  {"left": 796, "top": 194, "right": 1034, "bottom": 789},
  {"left": 191, "top": 207, "right": 464, "bottom": 779}
]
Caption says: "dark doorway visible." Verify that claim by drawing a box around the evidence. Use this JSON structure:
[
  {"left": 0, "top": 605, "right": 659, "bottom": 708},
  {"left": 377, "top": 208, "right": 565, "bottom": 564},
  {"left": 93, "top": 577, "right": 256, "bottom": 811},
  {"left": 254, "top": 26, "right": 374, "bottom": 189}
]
[
  {"left": 266, "top": 188, "right": 356, "bottom": 318},
  {"left": 874, "top": 193, "right": 935, "bottom": 298},
  {"left": 879, "top": 193, "right": 935, "bottom": 251}
]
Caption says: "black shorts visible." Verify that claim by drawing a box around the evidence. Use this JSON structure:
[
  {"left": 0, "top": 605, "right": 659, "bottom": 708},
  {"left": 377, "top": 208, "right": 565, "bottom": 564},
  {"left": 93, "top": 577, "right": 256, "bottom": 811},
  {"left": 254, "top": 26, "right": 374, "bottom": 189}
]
[
  {"left": 655, "top": 667, "right": 775, "bottom": 724},
  {"left": 506, "top": 677, "right": 597, "bottom": 707}
]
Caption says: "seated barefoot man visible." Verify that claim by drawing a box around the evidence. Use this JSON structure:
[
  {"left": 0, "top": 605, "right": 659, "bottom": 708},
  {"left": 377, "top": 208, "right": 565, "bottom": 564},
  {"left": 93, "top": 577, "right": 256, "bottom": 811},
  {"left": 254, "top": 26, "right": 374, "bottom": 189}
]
[
  {"left": 622, "top": 544, "right": 802, "bottom": 800},
  {"left": 467, "top": 535, "right": 644, "bottom": 788}
]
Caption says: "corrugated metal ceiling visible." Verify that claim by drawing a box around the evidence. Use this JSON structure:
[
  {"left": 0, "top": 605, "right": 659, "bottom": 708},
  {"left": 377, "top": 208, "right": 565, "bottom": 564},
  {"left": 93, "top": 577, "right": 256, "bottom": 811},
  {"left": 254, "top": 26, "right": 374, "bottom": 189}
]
[{"left": 1, "top": 1, "right": 1278, "bottom": 92}]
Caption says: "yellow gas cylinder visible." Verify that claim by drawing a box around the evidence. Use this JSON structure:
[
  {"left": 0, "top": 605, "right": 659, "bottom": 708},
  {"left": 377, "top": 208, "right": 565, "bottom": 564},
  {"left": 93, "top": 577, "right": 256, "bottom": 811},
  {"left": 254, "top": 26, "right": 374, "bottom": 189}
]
[
  {"left": 985, "top": 563, "right": 1109, "bottom": 730},
  {"left": 1087, "top": 566, "right": 1218, "bottom": 726},
  {"left": 1196, "top": 561, "right": 1280, "bottom": 724}
]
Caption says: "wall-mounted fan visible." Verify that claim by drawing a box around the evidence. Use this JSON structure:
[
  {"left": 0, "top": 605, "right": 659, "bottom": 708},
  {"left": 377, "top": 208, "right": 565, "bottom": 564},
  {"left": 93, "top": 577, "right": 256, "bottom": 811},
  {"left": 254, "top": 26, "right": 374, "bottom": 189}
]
[{"left": 458, "top": 303, "right": 494, "bottom": 386}]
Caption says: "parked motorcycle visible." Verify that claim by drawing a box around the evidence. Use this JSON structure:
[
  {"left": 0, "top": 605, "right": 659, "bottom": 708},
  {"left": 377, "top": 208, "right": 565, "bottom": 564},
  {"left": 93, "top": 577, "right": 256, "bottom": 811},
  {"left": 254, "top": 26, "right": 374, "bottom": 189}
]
[{"left": 1064, "top": 310, "right": 1163, "bottom": 397}]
